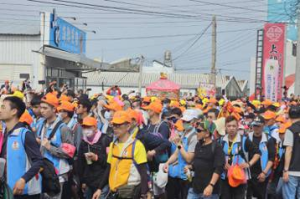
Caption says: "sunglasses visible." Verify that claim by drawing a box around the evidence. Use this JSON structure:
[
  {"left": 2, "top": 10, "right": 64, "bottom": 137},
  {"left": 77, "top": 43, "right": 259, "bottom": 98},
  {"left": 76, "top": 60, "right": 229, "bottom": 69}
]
[
  {"left": 167, "top": 116, "right": 177, "bottom": 121},
  {"left": 196, "top": 128, "right": 206, "bottom": 133}
]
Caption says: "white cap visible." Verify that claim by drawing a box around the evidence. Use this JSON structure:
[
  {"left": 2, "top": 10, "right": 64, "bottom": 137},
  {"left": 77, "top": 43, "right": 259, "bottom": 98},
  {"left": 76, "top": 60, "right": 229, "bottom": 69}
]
[{"left": 181, "top": 109, "right": 199, "bottom": 122}]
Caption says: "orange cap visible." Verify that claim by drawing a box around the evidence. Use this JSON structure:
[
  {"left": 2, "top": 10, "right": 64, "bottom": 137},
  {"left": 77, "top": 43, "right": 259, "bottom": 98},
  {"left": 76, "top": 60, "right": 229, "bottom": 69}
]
[
  {"left": 42, "top": 93, "right": 59, "bottom": 108},
  {"left": 5, "top": 80, "right": 9, "bottom": 83},
  {"left": 195, "top": 104, "right": 203, "bottom": 110},
  {"left": 228, "top": 165, "right": 246, "bottom": 188},
  {"left": 19, "top": 110, "right": 33, "bottom": 125},
  {"left": 104, "top": 102, "right": 123, "bottom": 111},
  {"left": 175, "top": 120, "right": 184, "bottom": 131},
  {"left": 111, "top": 111, "right": 131, "bottom": 124},
  {"left": 58, "top": 101, "right": 75, "bottom": 112},
  {"left": 285, "top": 121, "right": 292, "bottom": 128},
  {"left": 263, "top": 110, "right": 277, "bottom": 120},
  {"left": 143, "top": 97, "right": 151, "bottom": 103},
  {"left": 278, "top": 124, "right": 287, "bottom": 134},
  {"left": 276, "top": 115, "right": 286, "bottom": 123},
  {"left": 233, "top": 107, "right": 243, "bottom": 114},
  {"left": 203, "top": 106, "right": 212, "bottom": 114},
  {"left": 262, "top": 99, "right": 273, "bottom": 107},
  {"left": 127, "top": 108, "right": 139, "bottom": 121},
  {"left": 143, "top": 102, "right": 162, "bottom": 114},
  {"left": 209, "top": 98, "right": 217, "bottom": 104},
  {"left": 82, "top": 117, "right": 97, "bottom": 127},
  {"left": 59, "top": 94, "right": 71, "bottom": 102},
  {"left": 170, "top": 101, "right": 180, "bottom": 108},
  {"left": 231, "top": 112, "right": 241, "bottom": 121},
  {"left": 179, "top": 106, "right": 186, "bottom": 113}
]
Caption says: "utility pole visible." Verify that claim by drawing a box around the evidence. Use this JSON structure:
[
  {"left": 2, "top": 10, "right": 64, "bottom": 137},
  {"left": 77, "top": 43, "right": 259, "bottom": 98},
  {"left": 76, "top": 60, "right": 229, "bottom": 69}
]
[
  {"left": 295, "top": 7, "right": 300, "bottom": 96},
  {"left": 210, "top": 15, "right": 217, "bottom": 89},
  {"left": 138, "top": 55, "right": 144, "bottom": 94}
]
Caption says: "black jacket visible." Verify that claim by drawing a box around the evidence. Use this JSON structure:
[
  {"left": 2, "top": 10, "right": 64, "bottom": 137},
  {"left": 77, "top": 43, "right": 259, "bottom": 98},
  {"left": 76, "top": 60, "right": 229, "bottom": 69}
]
[{"left": 77, "top": 133, "right": 112, "bottom": 188}]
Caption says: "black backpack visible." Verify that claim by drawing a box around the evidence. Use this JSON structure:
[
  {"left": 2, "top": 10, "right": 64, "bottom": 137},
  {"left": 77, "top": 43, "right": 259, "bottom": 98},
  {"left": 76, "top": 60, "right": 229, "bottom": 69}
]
[
  {"left": 40, "top": 158, "right": 61, "bottom": 196},
  {"left": 40, "top": 121, "right": 63, "bottom": 196}
]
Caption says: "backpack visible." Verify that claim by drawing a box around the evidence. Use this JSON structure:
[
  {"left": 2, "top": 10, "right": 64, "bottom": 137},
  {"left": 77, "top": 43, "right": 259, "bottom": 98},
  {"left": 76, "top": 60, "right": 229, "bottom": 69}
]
[
  {"left": 39, "top": 121, "right": 63, "bottom": 196},
  {"left": 148, "top": 121, "right": 169, "bottom": 163},
  {"left": 40, "top": 158, "right": 61, "bottom": 196},
  {"left": 19, "top": 125, "right": 61, "bottom": 196}
]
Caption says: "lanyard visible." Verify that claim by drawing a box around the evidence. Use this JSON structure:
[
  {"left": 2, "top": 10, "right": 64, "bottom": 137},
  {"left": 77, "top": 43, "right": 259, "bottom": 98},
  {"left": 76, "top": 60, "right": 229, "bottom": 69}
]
[{"left": 228, "top": 135, "right": 237, "bottom": 155}]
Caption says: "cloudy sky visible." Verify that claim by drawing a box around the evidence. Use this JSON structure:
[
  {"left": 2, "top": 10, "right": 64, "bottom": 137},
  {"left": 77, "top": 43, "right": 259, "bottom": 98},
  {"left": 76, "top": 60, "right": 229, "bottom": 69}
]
[{"left": 0, "top": 0, "right": 271, "bottom": 80}]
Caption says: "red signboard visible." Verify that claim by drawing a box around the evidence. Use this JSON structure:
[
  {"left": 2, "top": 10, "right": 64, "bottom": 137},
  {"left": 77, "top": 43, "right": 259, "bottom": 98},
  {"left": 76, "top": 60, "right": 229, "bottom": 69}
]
[{"left": 262, "top": 23, "right": 285, "bottom": 101}]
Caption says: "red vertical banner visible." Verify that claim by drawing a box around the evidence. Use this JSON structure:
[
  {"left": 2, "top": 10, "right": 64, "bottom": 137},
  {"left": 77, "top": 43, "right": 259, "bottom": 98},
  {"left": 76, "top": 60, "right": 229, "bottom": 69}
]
[{"left": 262, "top": 23, "right": 285, "bottom": 101}]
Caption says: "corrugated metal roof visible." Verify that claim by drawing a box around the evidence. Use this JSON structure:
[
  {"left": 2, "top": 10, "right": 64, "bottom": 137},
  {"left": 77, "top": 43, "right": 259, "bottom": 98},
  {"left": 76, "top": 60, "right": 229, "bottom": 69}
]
[
  {"left": 0, "top": 23, "right": 40, "bottom": 35},
  {"left": 84, "top": 72, "right": 231, "bottom": 89}
]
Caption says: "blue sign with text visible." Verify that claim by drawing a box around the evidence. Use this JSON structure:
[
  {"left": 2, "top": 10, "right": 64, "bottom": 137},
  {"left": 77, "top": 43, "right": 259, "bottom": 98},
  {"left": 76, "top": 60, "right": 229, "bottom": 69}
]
[{"left": 49, "top": 14, "right": 86, "bottom": 54}]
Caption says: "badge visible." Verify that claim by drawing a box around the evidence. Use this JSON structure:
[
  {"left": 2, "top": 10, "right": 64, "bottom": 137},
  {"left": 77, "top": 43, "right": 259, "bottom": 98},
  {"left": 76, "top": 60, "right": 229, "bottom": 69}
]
[{"left": 12, "top": 141, "right": 19, "bottom": 150}]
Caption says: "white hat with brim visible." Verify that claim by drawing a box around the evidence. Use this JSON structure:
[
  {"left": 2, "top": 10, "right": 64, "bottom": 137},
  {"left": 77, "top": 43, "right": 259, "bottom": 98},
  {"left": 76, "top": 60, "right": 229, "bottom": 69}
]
[
  {"left": 213, "top": 117, "right": 226, "bottom": 136},
  {"left": 181, "top": 109, "right": 199, "bottom": 122}
]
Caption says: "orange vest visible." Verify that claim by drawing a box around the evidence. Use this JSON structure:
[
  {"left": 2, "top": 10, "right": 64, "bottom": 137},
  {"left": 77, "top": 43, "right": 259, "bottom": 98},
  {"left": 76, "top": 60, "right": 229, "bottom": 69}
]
[{"left": 109, "top": 140, "right": 136, "bottom": 192}]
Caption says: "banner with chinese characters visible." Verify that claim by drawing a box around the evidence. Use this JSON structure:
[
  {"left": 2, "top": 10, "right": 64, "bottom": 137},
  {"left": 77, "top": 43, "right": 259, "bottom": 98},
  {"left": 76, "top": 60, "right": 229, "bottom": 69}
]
[
  {"left": 262, "top": 23, "right": 285, "bottom": 101},
  {"left": 197, "top": 83, "right": 216, "bottom": 98}
]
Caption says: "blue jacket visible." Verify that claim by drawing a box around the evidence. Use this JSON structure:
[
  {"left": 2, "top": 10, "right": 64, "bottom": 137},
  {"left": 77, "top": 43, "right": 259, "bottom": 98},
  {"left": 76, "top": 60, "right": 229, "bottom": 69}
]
[
  {"left": 264, "top": 124, "right": 279, "bottom": 142},
  {"left": 31, "top": 117, "right": 45, "bottom": 136},
  {"left": 38, "top": 119, "right": 71, "bottom": 175},
  {"left": 7, "top": 127, "right": 41, "bottom": 195},
  {"left": 169, "top": 130, "right": 196, "bottom": 180},
  {"left": 221, "top": 134, "right": 250, "bottom": 180},
  {"left": 248, "top": 132, "right": 272, "bottom": 177}
]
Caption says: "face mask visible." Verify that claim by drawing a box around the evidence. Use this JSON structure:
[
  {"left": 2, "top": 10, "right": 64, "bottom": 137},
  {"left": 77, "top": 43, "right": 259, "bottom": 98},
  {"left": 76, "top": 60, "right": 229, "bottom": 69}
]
[
  {"left": 83, "top": 129, "right": 94, "bottom": 138},
  {"left": 104, "top": 111, "right": 111, "bottom": 120}
]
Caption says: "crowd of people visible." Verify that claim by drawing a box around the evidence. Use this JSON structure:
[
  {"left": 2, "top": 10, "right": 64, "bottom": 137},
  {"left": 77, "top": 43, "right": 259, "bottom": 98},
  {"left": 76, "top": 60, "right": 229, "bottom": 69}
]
[{"left": 0, "top": 81, "right": 300, "bottom": 199}]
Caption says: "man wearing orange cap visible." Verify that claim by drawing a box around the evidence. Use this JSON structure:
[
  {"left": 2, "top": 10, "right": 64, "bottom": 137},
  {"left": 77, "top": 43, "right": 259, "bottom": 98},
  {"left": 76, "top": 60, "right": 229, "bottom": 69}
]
[
  {"left": 78, "top": 117, "right": 111, "bottom": 199},
  {"left": 143, "top": 102, "right": 170, "bottom": 140},
  {"left": 58, "top": 101, "right": 82, "bottom": 149},
  {"left": 38, "top": 93, "right": 74, "bottom": 199},
  {"left": 92, "top": 111, "right": 149, "bottom": 199},
  {"left": 143, "top": 102, "right": 171, "bottom": 197},
  {"left": 0, "top": 80, "right": 11, "bottom": 95},
  {"left": 57, "top": 100, "right": 82, "bottom": 199},
  {"left": 263, "top": 111, "right": 280, "bottom": 143}
]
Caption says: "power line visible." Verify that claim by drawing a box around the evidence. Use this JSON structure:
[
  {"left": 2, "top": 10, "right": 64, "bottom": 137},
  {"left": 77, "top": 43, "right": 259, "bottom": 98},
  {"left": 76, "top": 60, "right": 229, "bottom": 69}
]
[
  {"left": 28, "top": 0, "right": 201, "bottom": 19},
  {"left": 172, "top": 23, "right": 212, "bottom": 61}
]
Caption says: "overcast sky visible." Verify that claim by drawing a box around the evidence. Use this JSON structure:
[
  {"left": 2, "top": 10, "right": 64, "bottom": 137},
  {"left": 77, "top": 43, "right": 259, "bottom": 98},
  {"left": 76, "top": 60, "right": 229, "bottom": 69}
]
[{"left": 0, "top": 0, "right": 270, "bottom": 80}]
